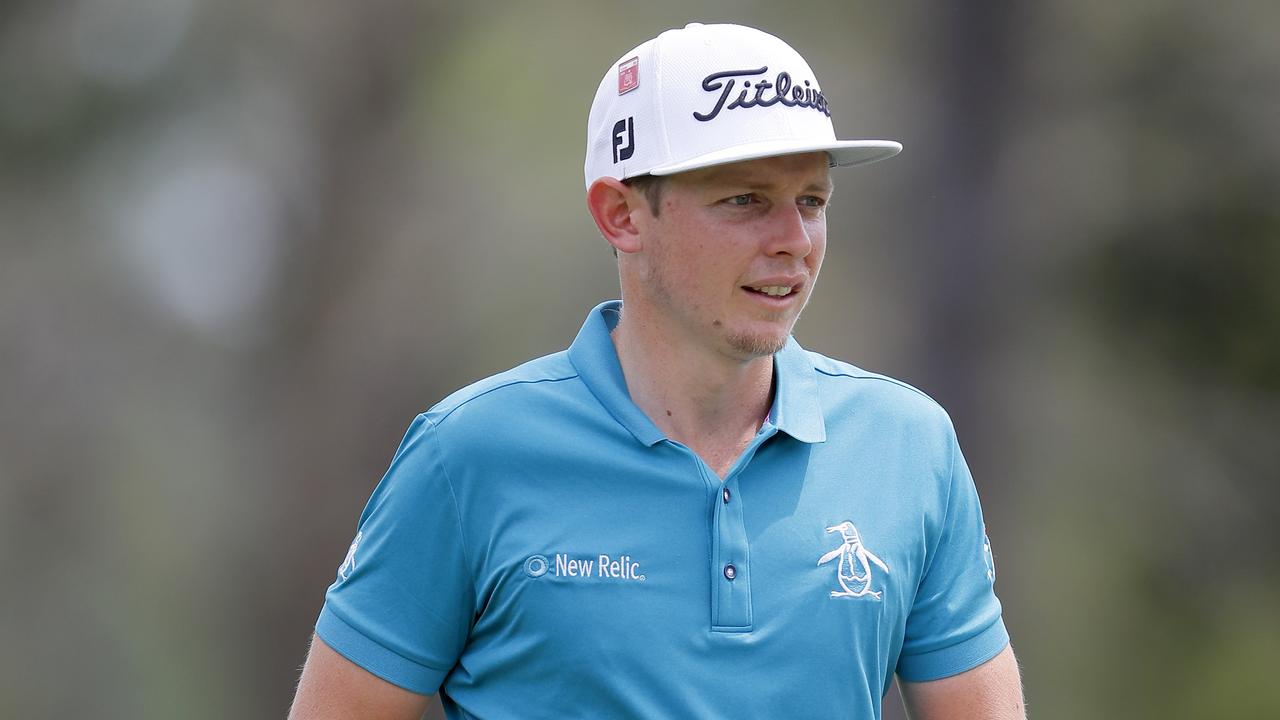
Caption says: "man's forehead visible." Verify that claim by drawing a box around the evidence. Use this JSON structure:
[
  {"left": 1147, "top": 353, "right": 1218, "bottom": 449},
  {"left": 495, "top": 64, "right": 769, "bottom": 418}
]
[{"left": 683, "top": 153, "right": 833, "bottom": 190}]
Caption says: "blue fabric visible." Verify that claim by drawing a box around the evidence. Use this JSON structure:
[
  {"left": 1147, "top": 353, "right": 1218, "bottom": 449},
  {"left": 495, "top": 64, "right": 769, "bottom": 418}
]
[{"left": 316, "top": 300, "right": 1008, "bottom": 718}]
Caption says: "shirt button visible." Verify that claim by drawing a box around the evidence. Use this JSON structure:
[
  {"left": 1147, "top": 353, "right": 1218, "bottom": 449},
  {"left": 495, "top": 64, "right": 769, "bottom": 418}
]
[
  {"left": 722, "top": 488, "right": 731, "bottom": 504},
  {"left": 724, "top": 564, "right": 737, "bottom": 581}
]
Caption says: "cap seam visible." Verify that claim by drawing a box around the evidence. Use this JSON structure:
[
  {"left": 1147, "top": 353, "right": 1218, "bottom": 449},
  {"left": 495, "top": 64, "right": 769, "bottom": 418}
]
[{"left": 652, "top": 34, "right": 672, "bottom": 175}]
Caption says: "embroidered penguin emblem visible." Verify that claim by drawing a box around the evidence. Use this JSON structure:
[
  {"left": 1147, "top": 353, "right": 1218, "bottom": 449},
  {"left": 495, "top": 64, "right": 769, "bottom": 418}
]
[{"left": 818, "top": 521, "right": 889, "bottom": 600}]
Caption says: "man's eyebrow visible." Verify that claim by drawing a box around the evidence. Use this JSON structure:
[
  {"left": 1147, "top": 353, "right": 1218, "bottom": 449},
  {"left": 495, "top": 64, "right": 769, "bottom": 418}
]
[{"left": 707, "top": 176, "right": 834, "bottom": 193}]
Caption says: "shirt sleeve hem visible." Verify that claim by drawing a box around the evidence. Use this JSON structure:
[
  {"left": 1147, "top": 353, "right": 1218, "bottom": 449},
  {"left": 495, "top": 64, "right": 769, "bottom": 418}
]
[
  {"left": 896, "top": 618, "right": 1011, "bottom": 683},
  {"left": 315, "top": 605, "right": 448, "bottom": 695}
]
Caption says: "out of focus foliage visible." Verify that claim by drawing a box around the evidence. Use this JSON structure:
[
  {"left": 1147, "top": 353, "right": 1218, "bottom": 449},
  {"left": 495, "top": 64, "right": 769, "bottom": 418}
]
[{"left": 2, "top": 1, "right": 1277, "bottom": 718}]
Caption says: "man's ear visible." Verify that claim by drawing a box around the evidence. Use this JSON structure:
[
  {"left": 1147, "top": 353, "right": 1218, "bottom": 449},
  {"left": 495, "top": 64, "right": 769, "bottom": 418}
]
[{"left": 586, "top": 178, "right": 645, "bottom": 255}]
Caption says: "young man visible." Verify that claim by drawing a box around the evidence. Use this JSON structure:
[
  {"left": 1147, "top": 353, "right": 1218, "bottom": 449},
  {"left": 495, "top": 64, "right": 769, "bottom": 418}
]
[{"left": 290, "top": 23, "right": 1025, "bottom": 719}]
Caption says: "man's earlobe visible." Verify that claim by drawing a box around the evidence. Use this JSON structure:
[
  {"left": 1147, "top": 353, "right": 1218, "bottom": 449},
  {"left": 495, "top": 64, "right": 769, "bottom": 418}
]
[{"left": 587, "top": 178, "right": 643, "bottom": 255}]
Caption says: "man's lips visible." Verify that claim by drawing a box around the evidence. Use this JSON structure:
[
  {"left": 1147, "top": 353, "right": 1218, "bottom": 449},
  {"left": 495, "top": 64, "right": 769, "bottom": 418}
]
[
  {"left": 745, "top": 284, "right": 795, "bottom": 297},
  {"left": 742, "top": 277, "right": 804, "bottom": 299}
]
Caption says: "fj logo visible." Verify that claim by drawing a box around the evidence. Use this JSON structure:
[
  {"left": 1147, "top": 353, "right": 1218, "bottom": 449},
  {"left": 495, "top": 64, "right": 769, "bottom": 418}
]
[
  {"left": 818, "top": 521, "right": 889, "bottom": 600},
  {"left": 612, "top": 117, "right": 635, "bottom": 163}
]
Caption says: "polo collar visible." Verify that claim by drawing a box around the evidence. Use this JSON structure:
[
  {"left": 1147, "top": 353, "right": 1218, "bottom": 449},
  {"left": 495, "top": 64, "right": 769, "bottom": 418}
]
[
  {"left": 770, "top": 334, "right": 827, "bottom": 443},
  {"left": 567, "top": 300, "right": 828, "bottom": 447}
]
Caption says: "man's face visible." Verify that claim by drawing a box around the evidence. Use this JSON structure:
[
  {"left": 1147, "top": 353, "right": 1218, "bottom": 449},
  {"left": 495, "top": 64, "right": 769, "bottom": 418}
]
[{"left": 627, "top": 151, "right": 831, "bottom": 360}]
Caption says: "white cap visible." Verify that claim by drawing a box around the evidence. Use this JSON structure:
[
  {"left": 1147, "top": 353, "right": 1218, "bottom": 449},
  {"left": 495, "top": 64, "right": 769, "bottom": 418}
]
[{"left": 584, "top": 23, "right": 902, "bottom": 189}]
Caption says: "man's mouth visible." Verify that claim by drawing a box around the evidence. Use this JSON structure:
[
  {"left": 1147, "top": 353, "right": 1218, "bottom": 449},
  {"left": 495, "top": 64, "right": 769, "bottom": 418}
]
[{"left": 744, "top": 284, "right": 797, "bottom": 298}]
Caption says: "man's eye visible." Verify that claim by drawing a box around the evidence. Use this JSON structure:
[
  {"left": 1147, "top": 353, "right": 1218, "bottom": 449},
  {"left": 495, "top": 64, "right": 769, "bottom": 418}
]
[
  {"left": 725, "top": 194, "right": 754, "bottom": 206},
  {"left": 799, "top": 196, "right": 827, "bottom": 208}
]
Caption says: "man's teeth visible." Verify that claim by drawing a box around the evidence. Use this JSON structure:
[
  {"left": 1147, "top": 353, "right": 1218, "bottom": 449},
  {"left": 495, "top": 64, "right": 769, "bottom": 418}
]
[{"left": 753, "top": 286, "right": 792, "bottom": 297}]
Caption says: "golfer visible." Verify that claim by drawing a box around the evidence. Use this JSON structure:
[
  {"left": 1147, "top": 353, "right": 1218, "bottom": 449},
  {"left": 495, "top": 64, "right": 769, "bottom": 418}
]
[{"left": 290, "top": 22, "right": 1025, "bottom": 720}]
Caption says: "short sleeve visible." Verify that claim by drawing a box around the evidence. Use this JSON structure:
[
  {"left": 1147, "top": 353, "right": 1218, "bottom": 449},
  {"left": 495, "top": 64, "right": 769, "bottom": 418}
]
[
  {"left": 315, "top": 414, "right": 474, "bottom": 694},
  {"left": 896, "top": 435, "right": 1009, "bottom": 682}
]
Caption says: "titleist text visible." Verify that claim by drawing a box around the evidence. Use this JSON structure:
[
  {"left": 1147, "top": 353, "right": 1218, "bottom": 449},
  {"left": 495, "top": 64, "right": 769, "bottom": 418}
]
[{"left": 693, "top": 67, "right": 831, "bottom": 122}]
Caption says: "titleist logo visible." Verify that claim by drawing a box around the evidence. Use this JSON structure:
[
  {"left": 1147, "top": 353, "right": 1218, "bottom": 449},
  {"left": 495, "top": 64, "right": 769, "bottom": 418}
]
[{"left": 693, "top": 67, "right": 831, "bottom": 122}]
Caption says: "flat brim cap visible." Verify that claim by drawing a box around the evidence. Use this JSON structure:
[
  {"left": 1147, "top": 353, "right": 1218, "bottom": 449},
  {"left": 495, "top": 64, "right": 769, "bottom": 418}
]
[{"left": 585, "top": 23, "right": 901, "bottom": 189}]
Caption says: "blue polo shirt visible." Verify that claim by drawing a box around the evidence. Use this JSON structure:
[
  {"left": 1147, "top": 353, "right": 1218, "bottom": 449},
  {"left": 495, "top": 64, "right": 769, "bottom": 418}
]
[{"left": 317, "top": 300, "right": 1008, "bottom": 719}]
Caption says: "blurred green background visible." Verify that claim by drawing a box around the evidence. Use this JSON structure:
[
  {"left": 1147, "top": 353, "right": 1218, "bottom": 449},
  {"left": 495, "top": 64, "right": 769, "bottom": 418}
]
[{"left": 2, "top": 1, "right": 1278, "bottom": 718}]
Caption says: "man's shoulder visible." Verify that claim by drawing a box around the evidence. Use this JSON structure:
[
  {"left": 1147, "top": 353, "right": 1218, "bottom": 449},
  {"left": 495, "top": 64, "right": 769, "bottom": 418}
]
[
  {"left": 425, "top": 350, "right": 582, "bottom": 427},
  {"left": 802, "top": 349, "right": 954, "bottom": 431}
]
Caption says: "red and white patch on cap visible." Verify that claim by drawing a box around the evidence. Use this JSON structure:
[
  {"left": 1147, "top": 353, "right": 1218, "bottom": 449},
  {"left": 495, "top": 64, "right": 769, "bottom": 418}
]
[{"left": 617, "top": 56, "right": 640, "bottom": 95}]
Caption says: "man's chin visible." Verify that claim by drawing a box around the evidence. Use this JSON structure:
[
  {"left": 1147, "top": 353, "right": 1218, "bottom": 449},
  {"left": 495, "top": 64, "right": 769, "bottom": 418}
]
[{"left": 724, "top": 329, "right": 790, "bottom": 359}]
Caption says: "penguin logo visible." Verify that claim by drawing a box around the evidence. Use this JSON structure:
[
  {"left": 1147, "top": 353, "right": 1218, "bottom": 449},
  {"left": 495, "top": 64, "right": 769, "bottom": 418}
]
[{"left": 818, "top": 521, "right": 890, "bottom": 600}]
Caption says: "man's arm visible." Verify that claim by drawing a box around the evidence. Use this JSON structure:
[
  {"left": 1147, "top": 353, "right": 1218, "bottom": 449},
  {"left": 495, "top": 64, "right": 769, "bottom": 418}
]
[
  {"left": 899, "top": 644, "right": 1026, "bottom": 720},
  {"left": 288, "top": 634, "right": 433, "bottom": 720}
]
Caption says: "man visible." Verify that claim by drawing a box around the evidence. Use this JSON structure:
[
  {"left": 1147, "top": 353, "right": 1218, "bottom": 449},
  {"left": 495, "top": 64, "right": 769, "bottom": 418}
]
[{"left": 291, "top": 23, "right": 1025, "bottom": 719}]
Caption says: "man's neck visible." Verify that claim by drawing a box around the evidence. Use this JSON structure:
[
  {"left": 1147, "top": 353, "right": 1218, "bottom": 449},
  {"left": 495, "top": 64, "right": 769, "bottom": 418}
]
[{"left": 610, "top": 312, "right": 775, "bottom": 478}]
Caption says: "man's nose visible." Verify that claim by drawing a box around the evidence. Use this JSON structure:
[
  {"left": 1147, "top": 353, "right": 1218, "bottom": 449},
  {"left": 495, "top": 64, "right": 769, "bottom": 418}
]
[{"left": 763, "top": 204, "right": 816, "bottom": 258}]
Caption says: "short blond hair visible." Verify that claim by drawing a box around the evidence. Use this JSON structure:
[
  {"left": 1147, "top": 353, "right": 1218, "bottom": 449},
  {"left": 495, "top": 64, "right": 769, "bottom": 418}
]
[{"left": 623, "top": 175, "right": 665, "bottom": 217}]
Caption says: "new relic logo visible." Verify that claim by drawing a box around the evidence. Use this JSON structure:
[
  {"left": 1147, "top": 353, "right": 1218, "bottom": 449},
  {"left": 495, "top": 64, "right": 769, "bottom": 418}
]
[{"left": 524, "top": 553, "right": 646, "bottom": 582}]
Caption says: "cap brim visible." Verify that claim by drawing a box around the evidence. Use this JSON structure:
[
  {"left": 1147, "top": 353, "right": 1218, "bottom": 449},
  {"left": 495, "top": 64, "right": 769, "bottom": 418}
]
[{"left": 647, "top": 138, "right": 902, "bottom": 177}]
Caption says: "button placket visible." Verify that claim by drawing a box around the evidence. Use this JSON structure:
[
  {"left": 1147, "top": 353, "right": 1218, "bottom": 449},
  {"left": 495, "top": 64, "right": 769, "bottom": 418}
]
[
  {"left": 711, "top": 474, "right": 754, "bottom": 631},
  {"left": 706, "top": 427, "right": 775, "bottom": 633}
]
